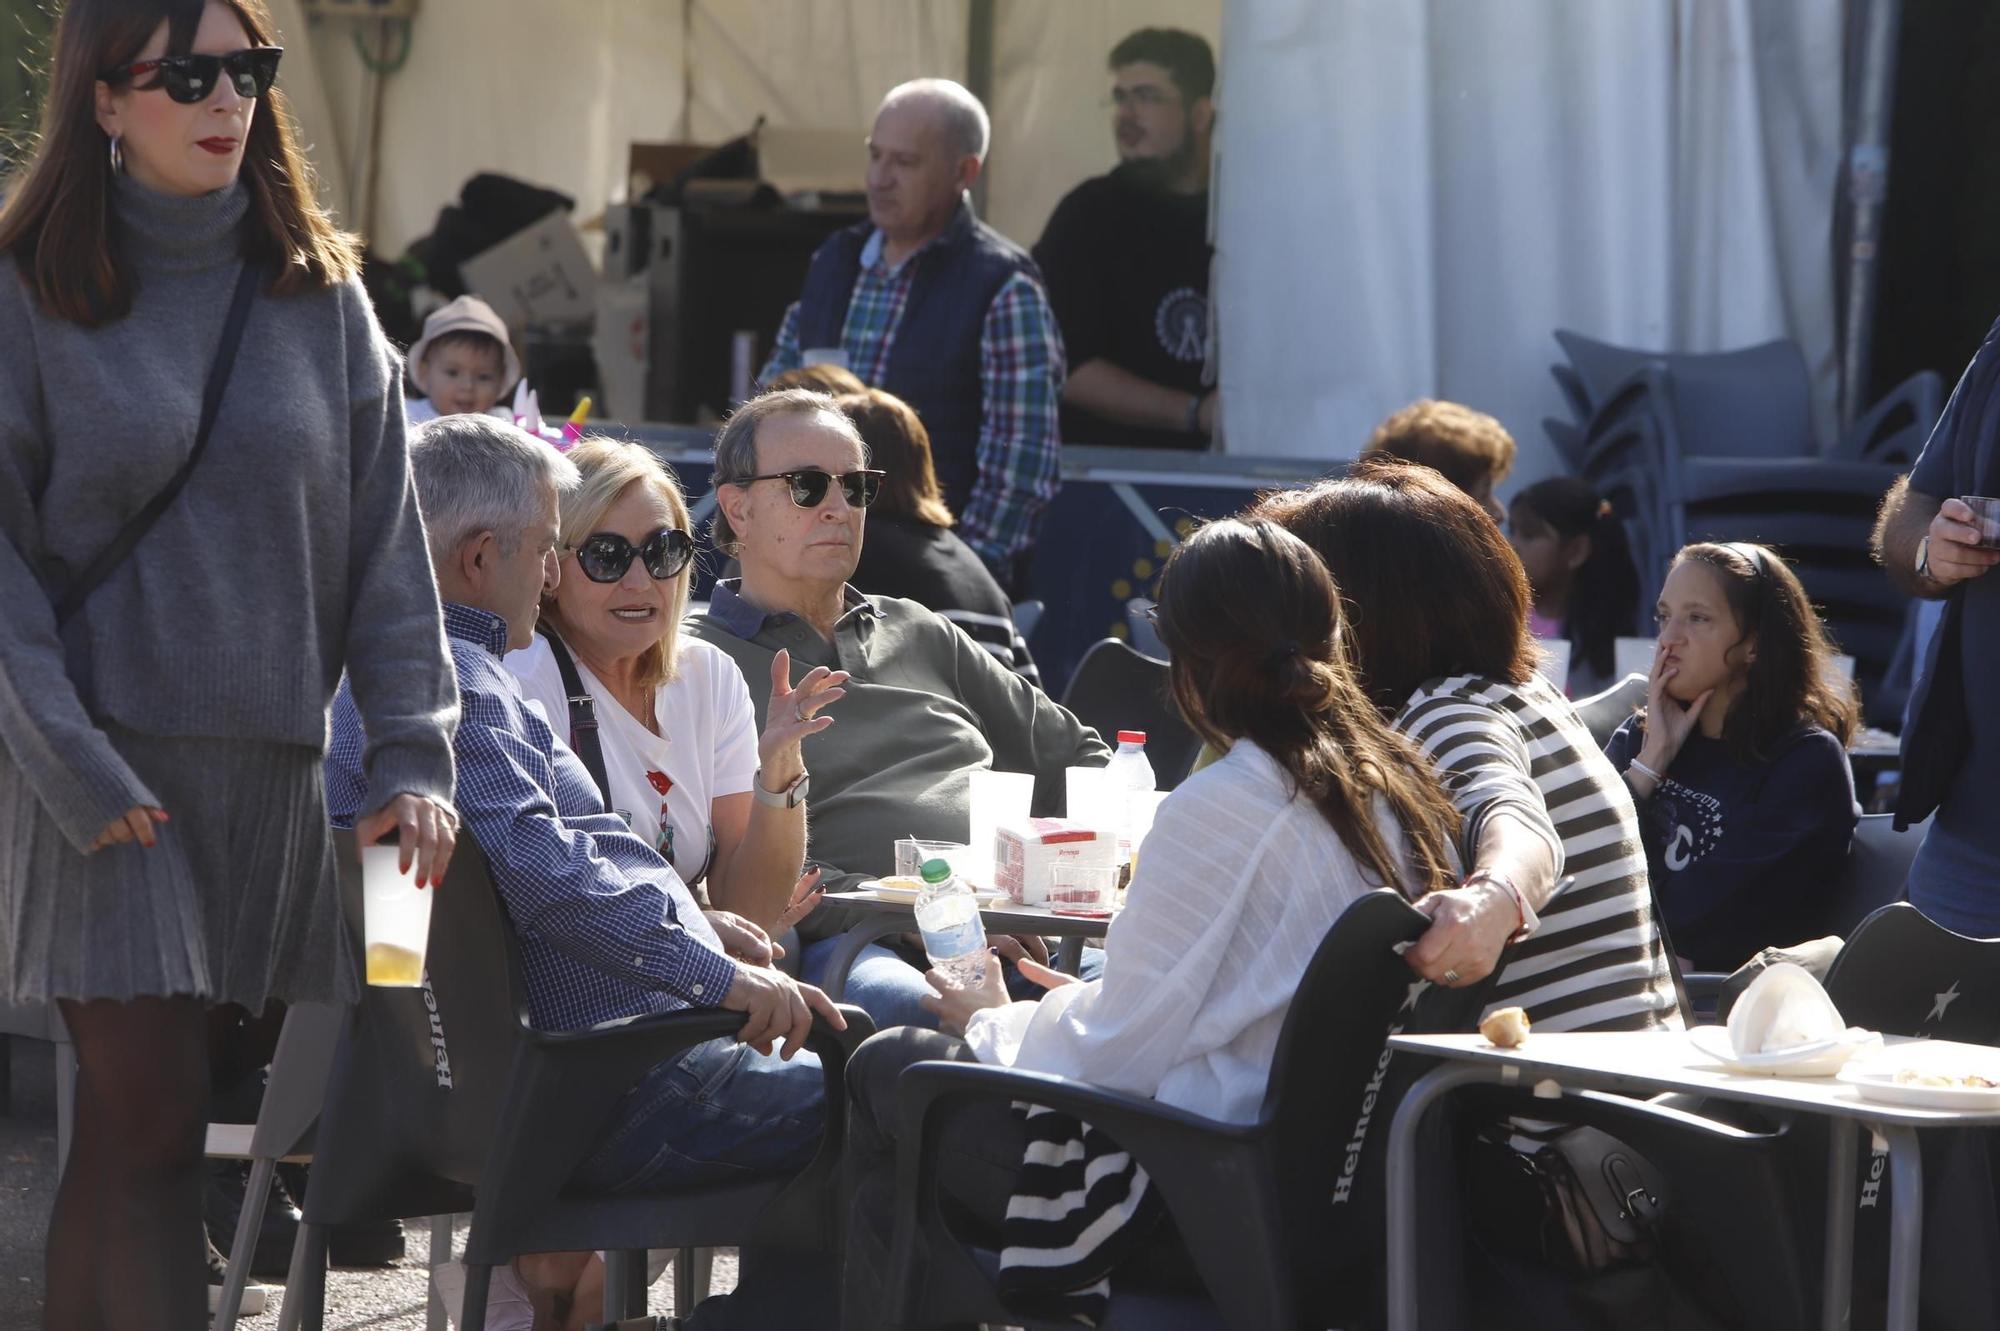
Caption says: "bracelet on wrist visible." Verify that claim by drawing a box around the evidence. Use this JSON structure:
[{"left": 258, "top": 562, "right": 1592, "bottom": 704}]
[
  {"left": 1463, "top": 868, "right": 1539, "bottom": 942},
  {"left": 1627, "top": 756, "right": 1664, "bottom": 785}
]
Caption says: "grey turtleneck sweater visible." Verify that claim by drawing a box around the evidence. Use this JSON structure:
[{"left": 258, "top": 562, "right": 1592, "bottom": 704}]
[{"left": 0, "top": 176, "right": 458, "bottom": 850}]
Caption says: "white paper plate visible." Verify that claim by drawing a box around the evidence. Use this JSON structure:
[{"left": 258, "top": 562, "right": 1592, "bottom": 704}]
[
  {"left": 1837, "top": 1056, "right": 2000, "bottom": 1111},
  {"left": 1687, "top": 1024, "right": 1880, "bottom": 1077},
  {"left": 852, "top": 881, "right": 1009, "bottom": 907}
]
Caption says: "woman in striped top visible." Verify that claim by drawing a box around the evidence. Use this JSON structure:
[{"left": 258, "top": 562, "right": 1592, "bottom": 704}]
[{"left": 1254, "top": 461, "right": 1680, "bottom": 1031}]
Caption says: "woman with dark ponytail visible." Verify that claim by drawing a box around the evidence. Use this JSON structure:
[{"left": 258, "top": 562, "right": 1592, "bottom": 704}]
[
  {"left": 1507, "top": 476, "right": 1641, "bottom": 696},
  {"left": 839, "top": 518, "right": 1465, "bottom": 1320}
]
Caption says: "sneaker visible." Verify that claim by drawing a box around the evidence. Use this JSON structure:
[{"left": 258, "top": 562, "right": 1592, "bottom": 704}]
[
  {"left": 431, "top": 1258, "right": 537, "bottom": 1331},
  {"left": 206, "top": 1232, "right": 271, "bottom": 1317},
  {"left": 204, "top": 1161, "right": 303, "bottom": 1278}
]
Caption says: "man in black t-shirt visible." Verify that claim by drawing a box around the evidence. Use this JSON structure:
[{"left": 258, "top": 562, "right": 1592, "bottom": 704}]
[{"left": 1034, "top": 28, "right": 1217, "bottom": 450}]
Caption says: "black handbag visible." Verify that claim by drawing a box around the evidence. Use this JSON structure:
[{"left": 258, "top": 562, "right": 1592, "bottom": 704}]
[{"left": 46, "top": 262, "right": 260, "bottom": 715}]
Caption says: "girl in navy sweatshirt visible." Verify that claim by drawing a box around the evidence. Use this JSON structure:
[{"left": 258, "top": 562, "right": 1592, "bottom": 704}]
[{"left": 1605, "top": 542, "right": 1860, "bottom": 972}]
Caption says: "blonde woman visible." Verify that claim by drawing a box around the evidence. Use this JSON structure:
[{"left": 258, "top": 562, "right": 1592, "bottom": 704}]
[{"left": 506, "top": 437, "right": 840, "bottom": 933}]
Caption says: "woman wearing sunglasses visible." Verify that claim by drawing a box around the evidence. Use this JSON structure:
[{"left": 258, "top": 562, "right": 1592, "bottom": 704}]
[
  {"left": 507, "top": 437, "right": 845, "bottom": 940},
  {"left": 0, "top": 2, "right": 458, "bottom": 1326}
]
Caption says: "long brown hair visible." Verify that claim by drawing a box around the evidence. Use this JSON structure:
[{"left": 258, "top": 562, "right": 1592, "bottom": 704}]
[
  {"left": 1252, "top": 460, "right": 1540, "bottom": 716},
  {"left": 1665, "top": 542, "right": 1859, "bottom": 759},
  {"left": 0, "top": 0, "right": 360, "bottom": 325},
  {"left": 836, "top": 389, "right": 955, "bottom": 528},
  {"left": 1154, "top": 518, "right": 1462, "bottom": 899}
]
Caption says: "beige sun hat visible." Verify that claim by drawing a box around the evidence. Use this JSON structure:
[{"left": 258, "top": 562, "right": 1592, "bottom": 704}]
[{"left": 406, "top": 295, "right": 522, "bottom": 397}]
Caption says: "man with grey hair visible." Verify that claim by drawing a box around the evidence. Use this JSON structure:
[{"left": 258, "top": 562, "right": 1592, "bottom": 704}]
[
  {"left": 326, "top": 415, "right": 848, "bottom": 1328},
  {"left": 760, "top": 77, "right": 1065, "bottom": 597},
  {"left": 694, "top": 390, "right": 1108, "bottom": 1031}
]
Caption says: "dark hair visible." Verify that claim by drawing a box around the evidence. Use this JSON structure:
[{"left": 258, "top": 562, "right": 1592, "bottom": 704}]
[
  {"left": 1361, "top": 399, "right": 1516, "bottom": 501},
  {"left": 766, "top": 363, "right": 866, "bottom": 397},
  {"left": 1663, "top": 543, "right": 1859, "bottom": 758},
  {"left": 0, "top": 0, "right": 361, "bottom": 326},
  {"left": 708, "top": 387, "right": 868, "bottom": 554},
  {"left": 1154, "top": 517, "right": 1461, "bottom": 899},
  {"left": 836, "top": 389, "right": 953, "bottom": 528},
  {"left": 1251, "top": 460, "right": 1540, "bottom": 715},
  {"left": 1509, "top": 476, "right": 1640, "bottom": 681},
  {"left": 1108, "top": 27, "right": 1216, "bottom": 101},
  {"left": 425, "top": 328, "right": 504, "bottom": 364}
]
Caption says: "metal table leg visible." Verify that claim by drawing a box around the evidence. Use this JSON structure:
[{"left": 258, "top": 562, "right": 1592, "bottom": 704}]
[
  {"left": 816, "top": 917, "right": 910, "bottom": 1002},
  {"left": 1386, "top": 1063, "right": 1500, "bottom": 1331},
  {"left": 1820, "top": 1119, "right": 1859, "bottom": 1331},
  {"left": 1882, "top": 1126, "right": 1924, "bottom": 1331},
  {"left": 1054, "top": 936, "right": 1086, "bottom": 975}
]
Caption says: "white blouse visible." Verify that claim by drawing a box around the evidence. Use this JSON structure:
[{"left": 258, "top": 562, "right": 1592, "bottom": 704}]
[
  {"left": 505, "top": 634, "right": 758, "bottom": 889},
  {"left": 963, "top": 740, "right": 1436, "bottom": 1126}
]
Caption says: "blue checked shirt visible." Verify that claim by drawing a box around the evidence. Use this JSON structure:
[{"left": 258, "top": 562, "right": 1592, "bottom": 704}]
[
  {"left": 763, "top": 210, "right": 1065, "bottom": 567},
  {"left": 325, "top": 603, "right": 739, "bottom": 1032}
]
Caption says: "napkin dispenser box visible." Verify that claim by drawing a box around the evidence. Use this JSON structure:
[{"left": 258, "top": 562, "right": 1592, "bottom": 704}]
[{"left": 995, "top": 818, "right": 1115, "bottom": 906}]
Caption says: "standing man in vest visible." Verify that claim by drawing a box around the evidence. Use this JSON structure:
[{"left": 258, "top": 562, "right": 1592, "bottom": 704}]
[
  {"left": 762, "top": 79, "right": 1064, "bottom": 597},
  {"left": 1034, "top": 28, "right": 1217, "bottom": 451}
]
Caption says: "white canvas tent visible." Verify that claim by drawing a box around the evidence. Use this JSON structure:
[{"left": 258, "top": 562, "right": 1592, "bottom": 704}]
[{"left": 268, "top": 0, "right": 1843, "bottom": 488}]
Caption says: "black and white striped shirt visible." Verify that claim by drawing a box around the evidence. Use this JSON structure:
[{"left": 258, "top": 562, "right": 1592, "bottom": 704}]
[{"left": 1396, "top": 673, "right": 1681, "bottom": 1033}]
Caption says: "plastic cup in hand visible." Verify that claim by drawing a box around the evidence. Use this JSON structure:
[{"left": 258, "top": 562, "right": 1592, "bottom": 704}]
[
  {"left": 1048, "top": 863, "right": 1120, "bottom": 917},
  {"left": 1964, "top": 496, "right": 2000, "bottom": 549},
  {"left": 361, "top": 843, "right": 434, "bottom": 987}
]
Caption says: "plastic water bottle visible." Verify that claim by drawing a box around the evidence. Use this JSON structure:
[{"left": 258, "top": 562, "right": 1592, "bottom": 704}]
[
  {"left": 1104, "top": 731, "right": 1159, "bottom": 862},
  {"left": 914, "top": 857, "right": 989, "bottom": 990}
]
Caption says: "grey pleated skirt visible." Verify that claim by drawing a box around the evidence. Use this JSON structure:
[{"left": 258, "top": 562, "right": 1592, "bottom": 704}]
[{"left": 0, "top": 725, "right": 355, "bottom": 1011}]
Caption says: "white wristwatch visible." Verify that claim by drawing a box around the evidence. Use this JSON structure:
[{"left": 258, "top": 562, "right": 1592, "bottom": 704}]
[{"left": 753, "top": 768, "right": 809, "bottom": 809}]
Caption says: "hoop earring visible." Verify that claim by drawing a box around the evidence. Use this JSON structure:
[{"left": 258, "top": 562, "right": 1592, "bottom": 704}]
[{"left": 108, "top": 134, "right": 124, "bottom": 175}]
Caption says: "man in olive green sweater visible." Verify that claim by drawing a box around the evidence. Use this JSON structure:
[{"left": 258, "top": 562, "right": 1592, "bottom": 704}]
[{"left": 690, "top": 389, "right": 1109, "bottom": 1028}]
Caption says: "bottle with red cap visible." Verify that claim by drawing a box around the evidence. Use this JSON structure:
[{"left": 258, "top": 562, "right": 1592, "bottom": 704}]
[{"left": 1103, "top": 730, "right": 1158, "bottom": 864}]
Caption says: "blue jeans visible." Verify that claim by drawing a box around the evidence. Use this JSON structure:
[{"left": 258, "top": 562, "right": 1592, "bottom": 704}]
[
  {"left": 572, "top": 1037, "right": 825, "bottom": 1194},
  {"left": 798, "top": 936, "right": 1107, "bottom": 1032}
]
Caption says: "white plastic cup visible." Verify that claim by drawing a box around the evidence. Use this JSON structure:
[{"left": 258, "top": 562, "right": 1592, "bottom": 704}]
[
  {"left": 1964, "top": 495, "right": 2000, "bottom": 548},
  {"left": 361, "top": 843, "right": 434, "bottom": 987},
  {"left": 895, "top": 838, "right": 970, "bottom": 881},
  {"left": 1047, "top": 863, "right": 1120, "bottom": 916},
  {"left": 1065, "top": 766, "right": 1113, "bottom": 831},
  {"left": 967, "top": 770, "right": 1034, "bottom": 887}
]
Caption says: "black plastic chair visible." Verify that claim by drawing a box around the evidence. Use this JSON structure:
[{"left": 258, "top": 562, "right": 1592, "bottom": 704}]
[
  {"left": 1059, "top": 637, "right": 1201, "bottom": 789},
  {"left": 1824, "top": 901, "right": 2000, "bottom": 1043},
  {"left": 869, "top": 889, "right": 1493, "bottom": 1330},
  {"left": 288, "top": 832, "right": 872, "bottom": 1331}
]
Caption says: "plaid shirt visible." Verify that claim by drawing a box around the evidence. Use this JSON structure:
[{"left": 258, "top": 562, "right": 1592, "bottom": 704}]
[
  {"left": 325, "top": 602, "right": 738, "bottom": 1032},
  {"left": 763, "top": 213, "right": 1064, "bottom": 566}
]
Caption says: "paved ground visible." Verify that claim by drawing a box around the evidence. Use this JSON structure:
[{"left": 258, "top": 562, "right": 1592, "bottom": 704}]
[{"left": 0, "top": 1037, "right": 735, "bottom": 1327}]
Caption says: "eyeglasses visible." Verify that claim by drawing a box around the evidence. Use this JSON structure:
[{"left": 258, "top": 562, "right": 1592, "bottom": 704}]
[
  {"left": 569, "top": 527, "right": 694, "bottom": 584},
  {"left": 727, "top": 469, "right": 885, "bottom": 510},
  {"left": 101, "top": 46, "right": 283, "bottom": 105}
]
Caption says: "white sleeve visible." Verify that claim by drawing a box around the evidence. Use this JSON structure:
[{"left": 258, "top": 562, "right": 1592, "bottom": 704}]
[
  {"left": 962, "top": 779, "right": 1264, "bottom": 1099},
  {"left": 502, "top": 638, "right": 572, "bottom": 743},
  {"left": 699, "top": 641, "right": 759, "bottom": 797}
]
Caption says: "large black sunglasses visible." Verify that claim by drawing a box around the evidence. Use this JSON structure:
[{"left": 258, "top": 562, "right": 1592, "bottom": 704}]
[
  {"left": 569, "top": 527, "right": 694, "bottom": 584},
  {"left": 728, "top": 469, "right": 885, "bottom": 510},
  {"left": 102, "top": 46, "right": 283, "bottom": 105}
]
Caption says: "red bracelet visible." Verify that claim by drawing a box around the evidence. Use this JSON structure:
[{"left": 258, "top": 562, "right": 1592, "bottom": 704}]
[{"left": 1464, "top": 869, "right": 1539, "bottom": 943}]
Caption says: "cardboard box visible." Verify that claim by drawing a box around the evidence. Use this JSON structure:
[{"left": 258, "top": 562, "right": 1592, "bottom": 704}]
[
  {"left": 460, "top": 211, "right": 596, "bottom": 332},
  {"left": 995, "top": 819, "right": 1116, "bottom": 907}
]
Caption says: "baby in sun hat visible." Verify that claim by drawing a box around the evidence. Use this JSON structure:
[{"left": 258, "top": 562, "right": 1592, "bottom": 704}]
[{"left": 405, "top": 294, "right": 521, "bottom": 424}]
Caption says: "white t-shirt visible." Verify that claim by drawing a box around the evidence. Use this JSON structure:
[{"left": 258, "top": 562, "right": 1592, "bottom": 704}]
[{"left": 505, "top": 633, "right": 759, "bottom": 890}]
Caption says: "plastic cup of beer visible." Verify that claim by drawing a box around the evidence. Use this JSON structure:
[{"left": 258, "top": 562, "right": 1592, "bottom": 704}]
[
  {"left": 1048, "top": 863, "right": 1120, "bottom": 917},
  {"left": 361, "top": 842, "right": 433, "bottom": 987}
]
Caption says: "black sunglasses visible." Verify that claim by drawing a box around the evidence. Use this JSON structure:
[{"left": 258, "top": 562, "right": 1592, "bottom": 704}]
[
  {"left": 102, "top": 46, "right": 283, "bottom": 105},
  {"left": 728, "top": 469, "right": 884, "bottom": 510},
  {"left": 569, "top": 527, "right": 694, "bottom": 584}
]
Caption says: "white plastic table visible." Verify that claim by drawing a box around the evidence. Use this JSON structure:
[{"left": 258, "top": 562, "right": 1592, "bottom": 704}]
[
  {"left": 812, "top": 891, "right": 1112, "bottom": 1000},
  {"left": 1384, "top": 1030, "right": 2000, "bottom": 1331}
]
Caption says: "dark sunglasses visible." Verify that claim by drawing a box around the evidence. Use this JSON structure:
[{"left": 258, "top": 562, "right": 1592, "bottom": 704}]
[
  {"left": 569, "top": 527, "right": 694, "bottom": 584},
  {"left": 729, "top": 469, "right": 884, "bottom": 510},
  {"left": 102, "top": 46, "right": 283, "bottom": 105}
]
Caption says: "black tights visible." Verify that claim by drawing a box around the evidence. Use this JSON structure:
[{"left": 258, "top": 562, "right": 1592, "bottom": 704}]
[{"left": 45, "top": 995, "right": 212, "bottom": 1331}]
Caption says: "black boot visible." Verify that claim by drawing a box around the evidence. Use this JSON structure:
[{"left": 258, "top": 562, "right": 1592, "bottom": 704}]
[
  {"left": 282, "top": 1163, "right": 407, "bottom": 1267},
  {"left": 203, "top": 1160, "right": 302, "bottom": 1278}
]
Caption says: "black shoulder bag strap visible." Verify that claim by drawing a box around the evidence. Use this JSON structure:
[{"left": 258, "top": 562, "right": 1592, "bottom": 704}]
[
  {"left": 536, "top": 622, "right": 613, "bottom": 807},
  {"left": 52, "top": 262, "right": 260, "bottom": 712},
  {"left": 55, "top": 261, "right": 260, "bottom": 628}
]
